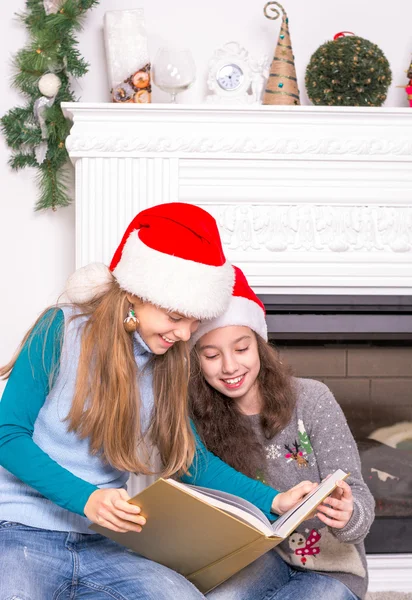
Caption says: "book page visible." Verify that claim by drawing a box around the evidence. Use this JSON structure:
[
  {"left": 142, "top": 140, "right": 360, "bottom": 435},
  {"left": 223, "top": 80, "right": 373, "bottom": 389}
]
[
  {"left": 167, "top": 479, "right": 274, "bottom": 536},
  {"left": 272, "top": 469, "right": 349, "bottom": 538},
  {"left": 187, "top": 485, "right": 274, "bottom": 527}
]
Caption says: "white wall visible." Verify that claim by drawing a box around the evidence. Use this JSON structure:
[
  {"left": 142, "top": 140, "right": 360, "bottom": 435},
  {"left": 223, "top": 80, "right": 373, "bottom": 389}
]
[{"left": 1, "top": 0, "right": 412, "bottom": 391}]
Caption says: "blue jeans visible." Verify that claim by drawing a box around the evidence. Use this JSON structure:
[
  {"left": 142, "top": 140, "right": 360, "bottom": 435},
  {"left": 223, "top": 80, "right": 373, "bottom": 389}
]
[
  {"left": 206, "top": 549, "right": 360, "bottom": 600},
  {"left": 0, "top": 521, "right": 205, "bottom": 599}
]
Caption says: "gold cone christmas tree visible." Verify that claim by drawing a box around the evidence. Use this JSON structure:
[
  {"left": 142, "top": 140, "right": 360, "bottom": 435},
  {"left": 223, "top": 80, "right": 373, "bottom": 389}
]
[{"left": 263, "top": 2, "right": 300, "bottom": 105}]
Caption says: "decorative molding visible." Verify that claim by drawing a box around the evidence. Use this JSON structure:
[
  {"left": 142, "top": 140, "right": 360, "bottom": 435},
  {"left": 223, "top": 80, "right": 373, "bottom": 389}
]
[
  {"left": 217, "top": 204, "right": 412, "bottom": 253},
  {"left": 62, "top": 104, "right": 412, "bottom": 160},
  {"left": 63, "top": 104, "right": 412, "bottom": 294},
  {"left": 66, "top": 135, "right": 412, "bottom": 157}
]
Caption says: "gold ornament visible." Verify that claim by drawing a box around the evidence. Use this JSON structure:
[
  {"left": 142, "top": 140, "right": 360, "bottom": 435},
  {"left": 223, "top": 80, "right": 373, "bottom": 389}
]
[{"left": 123, "top": 307, "right": 139, "bottom": 333}]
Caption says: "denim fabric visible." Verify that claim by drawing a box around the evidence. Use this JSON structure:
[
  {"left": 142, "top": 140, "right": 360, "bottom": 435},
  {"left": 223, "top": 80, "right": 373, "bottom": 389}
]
[
  {"left": 0, "top": 521, "right": 205, "bottom": 600},
  {"left": 206, "top": 549, "right": 360, "bottom": 600}
]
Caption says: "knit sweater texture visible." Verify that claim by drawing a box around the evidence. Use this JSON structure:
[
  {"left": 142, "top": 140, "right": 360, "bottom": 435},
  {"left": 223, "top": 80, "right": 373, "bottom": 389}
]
[{"left": 248, "top": 377, "right": 375, "bottom": 600}]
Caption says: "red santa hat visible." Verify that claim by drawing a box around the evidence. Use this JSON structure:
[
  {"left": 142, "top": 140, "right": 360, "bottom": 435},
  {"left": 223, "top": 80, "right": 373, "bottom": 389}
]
[
  {"left": 64, "top": 202, "right": 234, "bottom": 320},
  {"left": 191, "top": 265, "right": 268, "bottom": 345}
]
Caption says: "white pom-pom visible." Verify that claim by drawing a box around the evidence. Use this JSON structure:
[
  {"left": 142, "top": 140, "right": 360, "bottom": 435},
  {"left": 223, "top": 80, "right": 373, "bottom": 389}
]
[
  {"left": 64, "top": 263, "right": 113, "bottom": 304},
  {"left": 43, "top": 0, "right": 64, "bottom": 15},
  {"left": 38, "top": 73, "right": 62, "bottom": 98}
]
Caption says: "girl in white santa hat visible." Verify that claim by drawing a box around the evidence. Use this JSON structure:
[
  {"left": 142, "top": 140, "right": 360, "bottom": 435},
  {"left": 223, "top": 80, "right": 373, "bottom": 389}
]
[
  {"left": 190, "top": 266, "right": 375, "bottom": 600},
  {"left": 0, "top": 203, "right": 313, "bottom": 599}
]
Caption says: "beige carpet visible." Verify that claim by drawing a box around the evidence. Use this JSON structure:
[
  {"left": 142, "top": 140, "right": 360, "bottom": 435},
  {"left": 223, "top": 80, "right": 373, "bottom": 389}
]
[{"left": 366, "top": 593, "right": 412, "bottom": 600}]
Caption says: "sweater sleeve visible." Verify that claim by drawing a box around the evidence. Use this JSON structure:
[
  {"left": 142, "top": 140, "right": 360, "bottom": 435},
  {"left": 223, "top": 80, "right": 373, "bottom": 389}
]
[
  {"left": 303, "top": 382, "right": 375, "bottom": 544},
  {"left": 180, "top": 422, "right": 279, "bottom": 521},
  {"left": 0, "top": 309, "right": 98, "bottom": 516}
]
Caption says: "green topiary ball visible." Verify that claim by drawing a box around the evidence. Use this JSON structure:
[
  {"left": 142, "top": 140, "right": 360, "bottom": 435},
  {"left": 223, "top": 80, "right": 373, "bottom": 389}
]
[{"left": 305, "top": 35, "right": 392, "bottom": 107}]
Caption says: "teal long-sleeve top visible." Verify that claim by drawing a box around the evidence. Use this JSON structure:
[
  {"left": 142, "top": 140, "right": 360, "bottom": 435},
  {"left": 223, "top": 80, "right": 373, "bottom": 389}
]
[{"left": 0, "top": 309, "right": 278, "bottom": 525}]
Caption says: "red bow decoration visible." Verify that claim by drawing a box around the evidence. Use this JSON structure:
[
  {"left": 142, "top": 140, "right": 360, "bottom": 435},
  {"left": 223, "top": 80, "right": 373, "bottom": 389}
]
[
  {"left": 294, "top": 529, "right": 321, "bottom": 565},
  {"left": 333, "top": 31, "right": 355, "bottom": 40}
]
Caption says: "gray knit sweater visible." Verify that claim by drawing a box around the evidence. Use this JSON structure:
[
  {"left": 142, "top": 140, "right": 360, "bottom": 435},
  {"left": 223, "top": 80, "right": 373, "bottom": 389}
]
[{"left": 248, "top": 377, "right": 375, "bottom": 600}]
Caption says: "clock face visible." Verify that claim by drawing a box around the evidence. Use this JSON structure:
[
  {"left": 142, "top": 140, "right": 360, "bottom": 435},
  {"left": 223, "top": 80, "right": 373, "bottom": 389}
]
[{"left": 216, "top": 64, "right": 244, "bottom": 91}]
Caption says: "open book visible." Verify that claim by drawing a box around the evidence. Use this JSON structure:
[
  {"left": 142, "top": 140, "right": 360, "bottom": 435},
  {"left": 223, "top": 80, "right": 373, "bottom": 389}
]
[{"left": 91, "top": 469, "right": 348, "bottom": 593}]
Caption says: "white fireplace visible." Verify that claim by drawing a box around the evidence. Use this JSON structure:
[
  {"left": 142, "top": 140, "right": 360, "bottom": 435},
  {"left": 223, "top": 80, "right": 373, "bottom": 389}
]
[{"left": 63, "top": 102, "right": 412, "bottom": 592}]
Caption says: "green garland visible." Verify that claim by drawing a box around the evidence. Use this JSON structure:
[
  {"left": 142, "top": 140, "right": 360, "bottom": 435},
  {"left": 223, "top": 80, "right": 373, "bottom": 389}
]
[
  {"left": 305, "top": 35, "right": 392, "bottom": 107},
  {"left": 1, "top": 0, "right": 98, "bottom": 211}
]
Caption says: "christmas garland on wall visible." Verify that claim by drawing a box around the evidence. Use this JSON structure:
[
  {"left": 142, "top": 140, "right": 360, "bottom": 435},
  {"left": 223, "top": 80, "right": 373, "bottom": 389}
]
[{"left": 1, "top": 0, "right": 98, "bottom": 211}]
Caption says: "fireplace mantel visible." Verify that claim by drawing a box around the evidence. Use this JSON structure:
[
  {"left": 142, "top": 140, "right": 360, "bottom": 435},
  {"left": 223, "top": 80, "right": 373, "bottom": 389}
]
[{"left": 62, "top": 103, "right": 412, "bottom": 295}]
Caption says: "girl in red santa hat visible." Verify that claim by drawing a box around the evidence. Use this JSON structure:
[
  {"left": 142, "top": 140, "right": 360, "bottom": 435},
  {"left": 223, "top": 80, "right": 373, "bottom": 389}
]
[
  {"left": 0, "top": 203, "right": 313, "bottom": 599},
  {"left": 190, "top": 266, "right": 375, "bottom": 600}
]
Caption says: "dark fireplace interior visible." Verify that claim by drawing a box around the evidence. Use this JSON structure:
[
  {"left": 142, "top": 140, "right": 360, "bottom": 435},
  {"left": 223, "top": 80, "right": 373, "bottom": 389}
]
[{"left": 259, "top": 294, "right": 412, "bottom": 554}]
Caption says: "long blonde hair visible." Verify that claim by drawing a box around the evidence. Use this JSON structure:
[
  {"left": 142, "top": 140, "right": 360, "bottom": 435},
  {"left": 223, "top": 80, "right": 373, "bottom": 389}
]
[{"left": 1, "top": 280, "right": 195, "bottom": 478}]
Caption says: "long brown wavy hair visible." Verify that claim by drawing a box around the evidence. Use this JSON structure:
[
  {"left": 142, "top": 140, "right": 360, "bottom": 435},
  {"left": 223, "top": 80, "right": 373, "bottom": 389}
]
[
  {"left": 189, "top": 333, "right": 296, "bottom": 478},
  {"left": 1, "top": 279, "right": 195, "bottom": 478}
]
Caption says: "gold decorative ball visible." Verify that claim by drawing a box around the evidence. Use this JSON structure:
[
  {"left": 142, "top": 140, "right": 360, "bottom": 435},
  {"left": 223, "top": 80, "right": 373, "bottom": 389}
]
[{"left": 124, "top": 318, "right": 138, "bottom": 333}]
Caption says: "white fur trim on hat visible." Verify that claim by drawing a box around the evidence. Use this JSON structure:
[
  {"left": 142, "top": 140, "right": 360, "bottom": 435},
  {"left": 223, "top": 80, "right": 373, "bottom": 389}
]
[
  {"left": 63, "top": 263, "right": 113, "bottom": 304},
  {"left": 191, "top": 295, "right": 268, "bottom": 346},
  {"left": 112, "top": 234, "right": 234, "bottom": 320}
]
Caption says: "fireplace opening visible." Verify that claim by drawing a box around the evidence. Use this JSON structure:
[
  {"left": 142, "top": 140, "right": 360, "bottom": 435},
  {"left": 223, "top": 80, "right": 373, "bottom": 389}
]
[{"left": 259, "top": 295, "right": 412, "bottom": 554}]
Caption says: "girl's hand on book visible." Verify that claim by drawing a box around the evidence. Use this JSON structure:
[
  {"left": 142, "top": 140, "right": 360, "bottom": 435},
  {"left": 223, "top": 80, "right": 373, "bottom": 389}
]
[
  {"left": 84, "top": 488, "right": 147, "bottom": 533},
  {"left": 271, "top": 480, "right": 318, "bottom": 515},
  {"left": 316, "top": 479, "right": 354, "bottom": 529}
]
